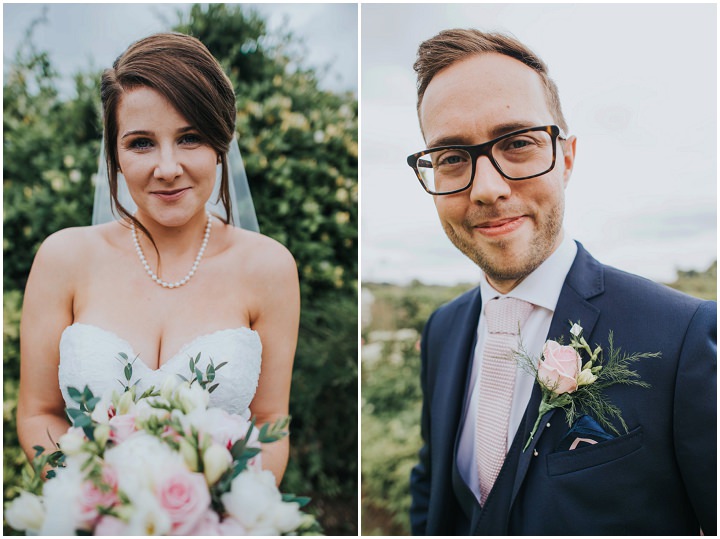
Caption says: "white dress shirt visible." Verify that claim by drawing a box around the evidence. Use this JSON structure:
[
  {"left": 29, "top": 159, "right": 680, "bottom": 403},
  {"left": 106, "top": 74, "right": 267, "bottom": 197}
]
[{"left": 457, "top": 234, "right": 577, "bottom": 502}]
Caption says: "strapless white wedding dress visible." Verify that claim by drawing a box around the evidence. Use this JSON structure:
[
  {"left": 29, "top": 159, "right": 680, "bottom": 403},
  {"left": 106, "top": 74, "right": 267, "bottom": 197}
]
[{"left": 59, "top": 323, "right": 262, "bottom": 417}]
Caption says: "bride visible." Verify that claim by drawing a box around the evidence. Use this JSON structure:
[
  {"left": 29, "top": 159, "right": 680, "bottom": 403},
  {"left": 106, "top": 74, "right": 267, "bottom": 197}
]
[{"left": 16, "top": 33, "right": 300, "bottom": 484}]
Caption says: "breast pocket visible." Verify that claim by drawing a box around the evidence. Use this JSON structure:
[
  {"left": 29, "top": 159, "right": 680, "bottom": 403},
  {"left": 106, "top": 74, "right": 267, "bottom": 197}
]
[{"left": 546, "top": 426, "right": 643, "bottom": 476}]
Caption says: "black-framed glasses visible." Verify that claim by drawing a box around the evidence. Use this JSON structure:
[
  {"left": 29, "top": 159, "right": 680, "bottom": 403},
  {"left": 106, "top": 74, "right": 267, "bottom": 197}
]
[{"left": 406, "top": 125, "right": 567, "bottom": 195}]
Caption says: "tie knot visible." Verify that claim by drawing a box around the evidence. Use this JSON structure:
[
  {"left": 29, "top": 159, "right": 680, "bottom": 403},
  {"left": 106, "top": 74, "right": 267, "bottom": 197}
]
[{"left": 485, "top": 297, "right": 534, "bottom": 335}]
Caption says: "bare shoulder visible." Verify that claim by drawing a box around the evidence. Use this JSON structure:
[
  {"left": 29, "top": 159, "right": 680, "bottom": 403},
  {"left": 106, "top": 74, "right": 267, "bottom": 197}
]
[
  {"left": 35, "top": 223, "right": 118, "bottom": 267},
  {"left": 223, "top": 227, "right": 298, "bottom": 283},
  {"left": 30, "top": 223, "right": 127, "bottom": 297}
]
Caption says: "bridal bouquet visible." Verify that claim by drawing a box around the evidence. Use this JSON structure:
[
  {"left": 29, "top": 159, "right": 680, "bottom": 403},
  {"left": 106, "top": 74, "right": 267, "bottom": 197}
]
[{"left": 5, "top": 355, "right": 320, "bottom": 536}]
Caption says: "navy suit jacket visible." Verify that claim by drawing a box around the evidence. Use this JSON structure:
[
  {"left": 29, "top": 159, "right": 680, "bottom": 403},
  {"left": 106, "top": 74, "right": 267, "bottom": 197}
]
[{"left": 409, "top": 243, "right": 716, "bottom": 535}]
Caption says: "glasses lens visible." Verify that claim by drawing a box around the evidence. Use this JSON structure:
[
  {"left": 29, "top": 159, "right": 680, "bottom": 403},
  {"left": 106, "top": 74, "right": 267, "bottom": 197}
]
[
  {"left": 492, "top": 129, "right": 554, "bottom": 179},
  {"left": 415, "top": 149, "right": 473, "bottom": 194}
]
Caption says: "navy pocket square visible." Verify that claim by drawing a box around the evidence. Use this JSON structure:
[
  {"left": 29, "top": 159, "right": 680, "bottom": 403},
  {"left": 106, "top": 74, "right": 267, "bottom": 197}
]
[{"left": 556, "top": 414, "right": 614, "bottom": 451}]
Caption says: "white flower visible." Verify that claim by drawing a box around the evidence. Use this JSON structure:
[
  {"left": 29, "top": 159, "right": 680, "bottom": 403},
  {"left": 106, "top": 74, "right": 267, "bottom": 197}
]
[
  {"left": 178, "top": 437, "right": 199, "bottom": 472},
  {"left": 116, "top": 389, "right": 136, "bottom": 415},
  {"left": 577, "top": 368, "right": 598, "bottom": 387},
  {"left": 221, "top": 469, "right": 283, "bottom": 533},
  {"left": 570, "top": 323, "right": 583, "bottom": 337},
  {"left": 124, "top": 491, "right": 172, "bottom": 536},
  {"left": 58, "top": 427, "right": 86, "bottom": 456},
  {"left": 184, "top": 406, "right": 254, "bottom": 448},
  {"left": 177, "top": 382, "right": 209, "bottom": 413},
  {"left": 90, "top": 390, "right": 116, "bottom": 424},
  {"left": 39, "top": 464, "right": 84, "bottom": 535},
  {"left": 202, "top": 443, "right": 232, "bottom": 485},
  {"left": 272, "top": 500, "right": 304, "bottom": 533},
  {"left": 94, "top": 423, "right": 111, "bottom": 447},
  {"left": 5, "top": 491, "right": 45, "bottom": 533},
  {"left": 104, "top": 432, "right": 182, "bottom": 496},
  {"left": 160, "top": 375, "right": 181, "bottom": 400}
]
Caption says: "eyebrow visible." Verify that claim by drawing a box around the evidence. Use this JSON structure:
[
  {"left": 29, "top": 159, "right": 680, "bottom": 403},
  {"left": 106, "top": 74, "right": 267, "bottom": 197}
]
[
  {"left": 120, "top": 126, "right": 196, "bottom": 140},
  {"left": 427, "top": 121, "right": 539, "bottom": 148}
]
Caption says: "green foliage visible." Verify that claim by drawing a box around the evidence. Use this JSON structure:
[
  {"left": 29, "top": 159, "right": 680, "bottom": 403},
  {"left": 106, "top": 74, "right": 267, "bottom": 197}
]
[
  {"left": 3, "top": 5, "right": 357, "bottom": 535},
  {"left": 361, "top": 283, "right": 464, "bottom": 535},
  {"left": 3, "top": 26, "right": 101, "bottom": 292},
  {"left": 666, "top": 260, "right": 716, "bottom": 300}
]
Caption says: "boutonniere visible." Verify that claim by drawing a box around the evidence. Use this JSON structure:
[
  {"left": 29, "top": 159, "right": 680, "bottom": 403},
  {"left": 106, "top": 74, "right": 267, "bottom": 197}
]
[{"left": 517, "top": 322, "right": 660, "bottom": 451}]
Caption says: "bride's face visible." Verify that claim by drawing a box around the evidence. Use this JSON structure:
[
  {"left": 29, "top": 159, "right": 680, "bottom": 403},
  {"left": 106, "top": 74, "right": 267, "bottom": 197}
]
[{"left": 116, "top": 86, "right": 218, "bottom": 229}]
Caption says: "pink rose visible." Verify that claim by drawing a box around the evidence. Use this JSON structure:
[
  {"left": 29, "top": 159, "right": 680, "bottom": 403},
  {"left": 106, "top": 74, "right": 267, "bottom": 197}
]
[
  {"left": 538, "top": 340, "right": 581, "bottom": 394},
  {"left": 109, "top": 414, "right": 137, "bottom": 444},
  {"left": 95, "top": 515, "right": 127, "bottom": 535},
  {"left": 78, "top": 467, "right": 119, "bottom": 527},
  {"left": 155, "top": 469, "right": 210, "bottom": 535}
]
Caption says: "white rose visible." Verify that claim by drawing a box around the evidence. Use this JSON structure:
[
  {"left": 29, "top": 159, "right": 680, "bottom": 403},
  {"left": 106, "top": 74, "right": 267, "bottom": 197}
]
[
  {"left": 58, "top": 427, "right": 86, "bottom": 456},
  {"left": 221, "top": 469, "right": 281, "bottom": 532},
  {"left": 202, "top": 444, "right": 232, "bottom": 485},
  {"left": 104, "top": 432, "right": 182, "bottom": 496},
  {"left": 5, "top": 491, "right": 45, "bottom": 533}
]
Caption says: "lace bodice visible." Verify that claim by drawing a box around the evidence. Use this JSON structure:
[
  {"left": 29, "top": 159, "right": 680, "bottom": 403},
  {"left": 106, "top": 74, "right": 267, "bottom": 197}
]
[{"left": 59, "top": 323, "right": 262, "bottom": 417}]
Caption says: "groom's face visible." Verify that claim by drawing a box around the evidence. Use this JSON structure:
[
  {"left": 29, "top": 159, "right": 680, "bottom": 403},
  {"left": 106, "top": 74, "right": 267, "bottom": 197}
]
[{"left": 419, "top": 53, "right": 576, "bottom": 293}]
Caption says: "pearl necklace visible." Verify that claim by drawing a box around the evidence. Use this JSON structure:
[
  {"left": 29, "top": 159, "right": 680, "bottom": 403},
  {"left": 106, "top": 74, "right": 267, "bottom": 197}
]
[{"left": 131, "top": 211, "right": 212, "bottom": 289}]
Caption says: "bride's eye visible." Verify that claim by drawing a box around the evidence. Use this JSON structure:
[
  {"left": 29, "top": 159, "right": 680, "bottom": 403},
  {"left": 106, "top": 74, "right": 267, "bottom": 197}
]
[
  {"left": 179, "top": 133, "right": 202, "bottom": 145},
  {"left": 127, "top": 138, "right": 153, "bottom": 150}
]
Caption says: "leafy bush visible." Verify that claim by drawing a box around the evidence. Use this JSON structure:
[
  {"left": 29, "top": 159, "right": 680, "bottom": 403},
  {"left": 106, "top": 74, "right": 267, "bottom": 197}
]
[{"left": 3, "top": 5, "right": 357, "bottom": 535}]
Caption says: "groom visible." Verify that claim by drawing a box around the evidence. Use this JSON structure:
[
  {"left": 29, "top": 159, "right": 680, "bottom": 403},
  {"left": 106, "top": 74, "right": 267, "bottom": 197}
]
[{"left": 407, "top": 29, "right": 716, "bottom": 535}]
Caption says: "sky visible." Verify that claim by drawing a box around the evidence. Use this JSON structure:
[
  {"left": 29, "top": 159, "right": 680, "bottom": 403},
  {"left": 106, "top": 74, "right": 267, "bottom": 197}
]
[
  {"left": 2, "top": 3, "right": 358, "bottom": 96},
  {"left": 361, "top": 3, "right": 717, "bottom": 285}
]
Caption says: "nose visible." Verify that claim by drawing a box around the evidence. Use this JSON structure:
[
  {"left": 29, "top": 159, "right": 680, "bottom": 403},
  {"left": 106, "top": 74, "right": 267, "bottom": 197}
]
[
  {"left": 468, "top": 155, "right": 511, "bottom": 204},
  {"left": 153, "top": 147, "right": 183, "bottom": 181}
]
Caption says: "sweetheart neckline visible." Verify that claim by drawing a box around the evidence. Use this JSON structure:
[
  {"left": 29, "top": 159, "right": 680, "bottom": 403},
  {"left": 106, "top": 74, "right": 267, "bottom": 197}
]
[{"left": 62, "top": 323, "right": 259, "bottom": 372}]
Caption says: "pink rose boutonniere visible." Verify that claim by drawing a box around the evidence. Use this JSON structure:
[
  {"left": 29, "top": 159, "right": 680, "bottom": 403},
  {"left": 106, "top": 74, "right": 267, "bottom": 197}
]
[{"left": 518, "top": 322, "right": 660, "bottom": 451}]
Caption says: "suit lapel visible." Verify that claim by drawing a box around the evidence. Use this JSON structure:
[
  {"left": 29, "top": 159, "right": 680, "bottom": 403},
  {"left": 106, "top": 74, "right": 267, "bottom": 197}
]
[{"left": 510, "top": 243, "right": 604, "bottom": 505}]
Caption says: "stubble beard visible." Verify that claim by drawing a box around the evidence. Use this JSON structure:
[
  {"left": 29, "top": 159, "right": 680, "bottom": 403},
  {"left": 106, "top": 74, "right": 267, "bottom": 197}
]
[{"left": 441, "top": 199, "right": 565, "bottom": 284}]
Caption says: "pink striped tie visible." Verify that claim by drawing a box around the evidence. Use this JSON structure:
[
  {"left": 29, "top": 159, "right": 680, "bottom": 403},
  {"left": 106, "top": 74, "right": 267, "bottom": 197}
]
[{"left": 476, "top": 297, "right": 533, "bottom": 504}]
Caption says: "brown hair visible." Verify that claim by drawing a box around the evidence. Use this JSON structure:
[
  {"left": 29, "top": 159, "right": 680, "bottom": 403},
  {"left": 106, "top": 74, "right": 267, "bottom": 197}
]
[
  {"left": 414, "top": 29, "right": 568, "bottom": 132},
  {"left": 100, "top": 32, "right": 237, "bottom": 243}
]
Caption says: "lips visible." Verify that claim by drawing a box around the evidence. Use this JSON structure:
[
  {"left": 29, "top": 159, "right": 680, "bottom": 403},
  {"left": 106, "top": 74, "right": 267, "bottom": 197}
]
[
  {"left": 474, "top": 216, "right": 526, "bottom": 237},
  {"left": 151, "top": 187, "right": 191, "bottom": 201}
]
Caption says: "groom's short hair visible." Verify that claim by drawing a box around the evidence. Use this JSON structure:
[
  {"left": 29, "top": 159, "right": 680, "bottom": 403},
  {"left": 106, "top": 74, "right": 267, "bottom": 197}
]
[{"left": 413, "top": 29, "right": 568, "bottom": 132}]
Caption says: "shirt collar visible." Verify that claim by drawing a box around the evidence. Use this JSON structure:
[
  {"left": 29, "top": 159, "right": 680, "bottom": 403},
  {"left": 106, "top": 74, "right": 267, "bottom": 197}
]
[{"left": 479, "top": 233, "right": 577, "bottom": 313}]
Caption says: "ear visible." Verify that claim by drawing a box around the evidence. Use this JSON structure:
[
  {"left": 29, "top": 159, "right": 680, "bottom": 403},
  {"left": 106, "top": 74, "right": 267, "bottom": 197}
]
[{"left": 561, "top": 135, "right": 577, "bottom": 187}]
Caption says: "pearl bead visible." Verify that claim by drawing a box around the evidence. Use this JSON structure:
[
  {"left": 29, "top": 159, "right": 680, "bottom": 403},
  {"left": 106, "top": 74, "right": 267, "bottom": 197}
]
[{"left": 131, "top": 211, "right": 211, "bottom": 289}]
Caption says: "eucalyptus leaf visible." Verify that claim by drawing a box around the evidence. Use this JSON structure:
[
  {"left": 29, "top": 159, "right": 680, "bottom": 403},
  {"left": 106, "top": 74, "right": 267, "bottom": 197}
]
[
  {"left": 67, "top": 387, "right": 82, "bottom": 402},
  {"left": 118, "top": 352, "right": 128, "bottom": 361},
  {"left": 73, "top": 414, "right": 92, "bottom": 428},
  {"left": 208, "top": 383, "right": 219, "bottom": 394},
  {"left": 124, "top": 363, "right": 132, "bottom": 381}
]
